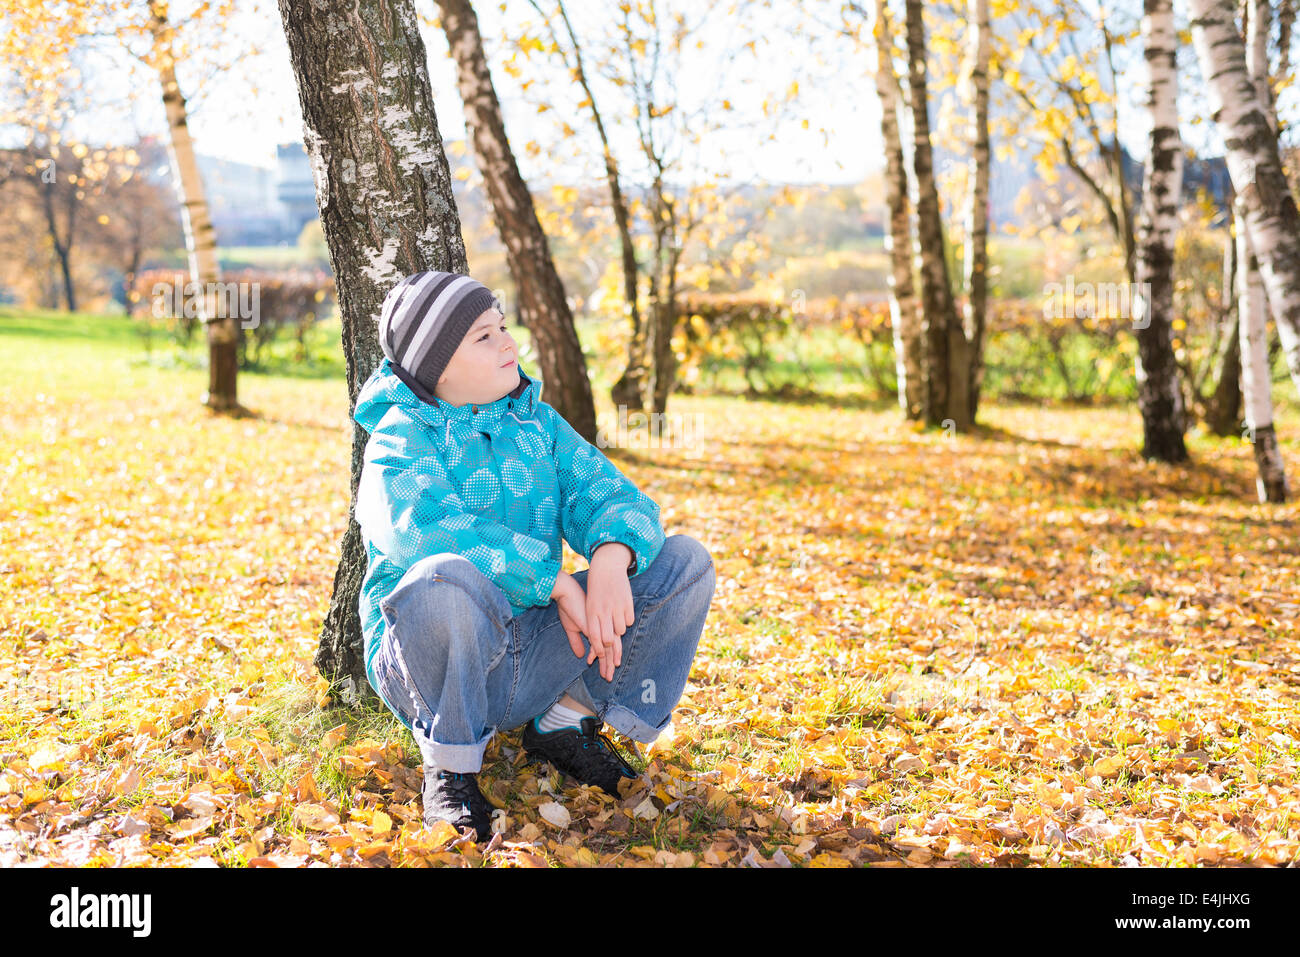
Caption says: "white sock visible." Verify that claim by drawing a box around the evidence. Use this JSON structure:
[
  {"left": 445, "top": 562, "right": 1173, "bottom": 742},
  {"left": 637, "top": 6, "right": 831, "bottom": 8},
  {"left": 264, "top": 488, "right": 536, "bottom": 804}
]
[{"left": 536, "top": 700, "right": 591, "bottom": 733}]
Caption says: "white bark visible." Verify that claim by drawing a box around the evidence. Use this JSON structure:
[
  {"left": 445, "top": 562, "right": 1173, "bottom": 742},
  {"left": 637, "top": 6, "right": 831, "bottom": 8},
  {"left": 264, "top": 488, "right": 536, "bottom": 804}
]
[
  {"left": 962, "top": 0, "right": 990, "bottom": 417},
  {"left": 148, "top": 5, "right": 236, "bottom": 410},
  {"left": 1247, "top": 0, "right": 1275, "bottom": 124},
  {"left": 156, "top": 59, "right": 220, "bottom": 301},
  {"left": 872, "top": 0, "right": 922, "bottom": 418},
  {"left": 1238, "top": 216, "right": 1288, "bottom": 501},
  {"left": 1237, "top": 218, "right": 1270, "bottom": 432},
  {"left": 1190, "top": 0, "right": 1300, "bottom": 397},
  {"left": 1132, "top": 0, "right": 1187, "bottom": 461},
  {"left": 1236, "top": 0, "right": 1288, "bottom": 501}
]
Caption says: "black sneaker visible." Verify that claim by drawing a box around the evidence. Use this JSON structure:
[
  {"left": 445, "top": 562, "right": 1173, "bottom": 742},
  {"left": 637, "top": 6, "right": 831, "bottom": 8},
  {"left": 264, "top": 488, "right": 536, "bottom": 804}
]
[
  {"left": 521, "top": 715, "right": 639, "bottom": 796},
  {"left": 423, "top": 767, "right": 491, "bottom": 841}
]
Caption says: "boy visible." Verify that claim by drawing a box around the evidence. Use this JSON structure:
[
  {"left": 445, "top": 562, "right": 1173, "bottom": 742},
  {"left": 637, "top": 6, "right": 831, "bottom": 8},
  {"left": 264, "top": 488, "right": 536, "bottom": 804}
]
[{"left": 352, "top": 270, "right": 716, "bottom": 841}]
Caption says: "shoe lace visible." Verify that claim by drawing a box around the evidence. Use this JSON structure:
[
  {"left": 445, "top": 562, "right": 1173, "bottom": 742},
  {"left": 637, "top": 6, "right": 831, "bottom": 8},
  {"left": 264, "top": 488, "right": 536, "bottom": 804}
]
[
  {"left": 437, "top": 771, "right": 488, "bottom": 815},
  {"left": 579, "top": 722, "right": 637, "bottom": 780}
]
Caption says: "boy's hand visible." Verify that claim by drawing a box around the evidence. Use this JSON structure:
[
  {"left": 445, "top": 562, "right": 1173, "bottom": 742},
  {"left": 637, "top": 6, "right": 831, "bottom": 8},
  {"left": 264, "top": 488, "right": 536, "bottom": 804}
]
[
  {"left": 551, "top": 571, "right": 590, "bottom": 661},
  {"left": 586, "top": 544, "right": 636, "bottom": 682}
]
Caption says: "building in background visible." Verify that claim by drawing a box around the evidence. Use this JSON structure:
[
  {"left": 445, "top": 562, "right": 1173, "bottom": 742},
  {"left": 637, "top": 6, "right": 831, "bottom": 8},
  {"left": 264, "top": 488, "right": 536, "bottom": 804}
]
[
  {"left": 197, "top": 152, "right": 287, "bottom": 246},
  {"left": 275, "top": 142, "right": 317, "bottom": 242}
]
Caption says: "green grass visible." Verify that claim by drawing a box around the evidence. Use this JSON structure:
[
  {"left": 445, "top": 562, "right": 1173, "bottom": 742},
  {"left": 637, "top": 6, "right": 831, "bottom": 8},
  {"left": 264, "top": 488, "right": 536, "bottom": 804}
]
[
  {"left": 151, "top": 246, "right": 328, "bottom": 271},
  {"left": 821, "top": 675, "right": 892, "bottom": 727},
  {"left": 0, "top": 304, "right": 350, "bottom": 390},
  {"left": 207, "top": 677, "right": 417, "bottom": 818},
  {"left": 710, "top": 643, "right": 751, "bottom": 663},
  {"left": 9, "top": 302, "right": 1291, "bottom": 419}
]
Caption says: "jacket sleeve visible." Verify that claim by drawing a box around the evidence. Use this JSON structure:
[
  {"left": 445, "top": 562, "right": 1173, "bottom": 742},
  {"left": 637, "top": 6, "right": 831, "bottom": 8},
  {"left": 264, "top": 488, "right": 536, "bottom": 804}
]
[
  {"left": 355, "top": 424, "right": 561, "bottom": 608},
  {"left": 543, "top": 403, "right": 666, "bottom": 575}
]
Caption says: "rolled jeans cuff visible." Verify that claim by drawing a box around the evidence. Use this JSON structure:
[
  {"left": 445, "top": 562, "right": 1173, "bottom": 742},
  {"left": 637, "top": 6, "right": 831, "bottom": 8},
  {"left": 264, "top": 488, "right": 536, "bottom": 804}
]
[
  {"left": 414, "top": 722, "right": 495, "bottom": 774},
  {"left": 562, "top": 679, "right": 668, "bottom": 745},
  {"left": 599, "top": 702, "right": 672, "bottom": 745}
]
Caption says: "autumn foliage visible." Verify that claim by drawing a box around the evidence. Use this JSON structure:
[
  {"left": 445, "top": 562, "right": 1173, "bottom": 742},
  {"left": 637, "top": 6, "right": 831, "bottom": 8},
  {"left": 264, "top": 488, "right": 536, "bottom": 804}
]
[{"left": 1, "top": 317, "right": 1296, "bottom": 867}]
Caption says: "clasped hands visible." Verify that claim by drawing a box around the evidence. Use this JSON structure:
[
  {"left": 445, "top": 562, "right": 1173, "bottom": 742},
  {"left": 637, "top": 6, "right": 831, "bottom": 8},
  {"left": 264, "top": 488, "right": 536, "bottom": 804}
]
[{"left": 550, "top": 542, "right": 635, "bottom": 682}]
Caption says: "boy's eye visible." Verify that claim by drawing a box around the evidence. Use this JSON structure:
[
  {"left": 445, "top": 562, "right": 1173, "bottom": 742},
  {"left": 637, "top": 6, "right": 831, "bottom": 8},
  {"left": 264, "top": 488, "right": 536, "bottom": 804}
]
[{"left": 478, "top": 324, "right": 508, "bottom": 342}]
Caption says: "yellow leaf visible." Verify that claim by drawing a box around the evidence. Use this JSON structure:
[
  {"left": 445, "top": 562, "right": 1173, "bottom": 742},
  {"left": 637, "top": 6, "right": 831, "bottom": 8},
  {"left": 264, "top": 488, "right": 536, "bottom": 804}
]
[
  {"left": 325, "top": 833, "right": 355, "bottom": 852},
  {"left": 255, "top": 740, "right": 281, "bottom": 767},
  {"left": 421, "top": 819, "right": 459, "bottom": 848},
  {"left": 295, "top": 770, "right": 319, "bottom": 803},
  {"left": 811, "top": 852, "right": 853, "bottom": 868},
  {"left": 113, "top": 766, "right": 141, "bottom": 795},
  {"left": 320, "top": 723, "right": 348, "bottom": 749},
  {"left": 168, "top": 816, "right": 215, "bottom": 840},
  {"left": 1094, "top": 755, "right": 1126, "bottom": 778},
  {"left": 28, "top": 746, "right": 67, "bottom": 771},
  {"left": 292, "top": 802, "right": 340, "bottom": 831}
]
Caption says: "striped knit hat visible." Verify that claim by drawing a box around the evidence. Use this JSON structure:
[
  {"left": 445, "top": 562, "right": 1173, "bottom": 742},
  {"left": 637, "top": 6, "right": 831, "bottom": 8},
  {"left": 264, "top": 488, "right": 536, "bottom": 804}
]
[{"left": 378, "top": 271, "right": 499, "bottom": 396}]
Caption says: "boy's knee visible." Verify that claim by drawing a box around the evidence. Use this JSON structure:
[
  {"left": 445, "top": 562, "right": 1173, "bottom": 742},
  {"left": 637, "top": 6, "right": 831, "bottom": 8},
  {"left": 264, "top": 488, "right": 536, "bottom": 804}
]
[
  {"left": 391, "top": 552, "right": 512, "bottom": 627},
  {"left": 384, "top": 577, "right": 510, "bottom": 681},
  {"left": 405, "top": 552, "right": 485, "bottom": 591},
  {"left": 664, "top": 534, "right": 715, "bottom": 585}
]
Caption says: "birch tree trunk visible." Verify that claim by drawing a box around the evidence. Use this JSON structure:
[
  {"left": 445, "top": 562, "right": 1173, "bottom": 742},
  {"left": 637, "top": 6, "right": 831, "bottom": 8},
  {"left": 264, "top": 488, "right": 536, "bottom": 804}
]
[
  {"left": 1235, "top": 0, "right": 1288, "bottom": 501},
  {"left": 1203, "top": 210, "right": 1242, "bottom": 436},
  {"left": 962, "top": 0, "right": 990, "bottom": 420},
  {"left": 1204, "top": 310, "right": 1242, "bottom": 435},
  {"left": 436, "top": 0, "right": 597, "bottom": 443},
  {"left": 643, "top": 174, "right": 681, "bottom": 415},
  {"left": 1246, "top": 0, "right": 1275, "bottom": 119},
  {"left": 1280, "top": 1, "right": 1296, "bottom": 81},
  {"left": 278, "top": 0, "right": 471, "bottom": 705},
  {"left": 148, "top": 2, "right": 238, "bottom": 413},
  {"left": 904, "top": 0, "right": 970, "bottom": 430},
  {"left": 1237, "top": 207, "right": 1288, "bottom": 500},
  {"left": 1133, "top": 0, "right": 1188, "bottom": 462},
  {"left": 1190, "top": 0, "right": 1300, "bottom": 398},
  {"left": 872, "top": 0, "right": 923, "bottom": 419}
]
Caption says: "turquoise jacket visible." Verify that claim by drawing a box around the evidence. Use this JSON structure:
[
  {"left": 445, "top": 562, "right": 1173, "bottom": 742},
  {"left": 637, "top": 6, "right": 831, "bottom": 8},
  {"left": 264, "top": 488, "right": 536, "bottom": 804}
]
[{"left": 352, "top": 358, "right": 665, "bottom": 695}]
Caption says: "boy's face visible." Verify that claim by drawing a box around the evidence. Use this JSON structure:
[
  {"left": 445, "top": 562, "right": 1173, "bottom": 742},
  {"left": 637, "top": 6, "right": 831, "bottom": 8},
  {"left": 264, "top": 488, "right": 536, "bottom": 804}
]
[{"left": 435, "top": 306, "right": 520, "bottom": 407}]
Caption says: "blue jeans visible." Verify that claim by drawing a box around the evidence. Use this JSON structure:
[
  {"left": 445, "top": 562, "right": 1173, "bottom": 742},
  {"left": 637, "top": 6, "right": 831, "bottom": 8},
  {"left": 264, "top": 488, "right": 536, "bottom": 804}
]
[{"left": 371, "top": 534, "right": 716, "bottom": 773}]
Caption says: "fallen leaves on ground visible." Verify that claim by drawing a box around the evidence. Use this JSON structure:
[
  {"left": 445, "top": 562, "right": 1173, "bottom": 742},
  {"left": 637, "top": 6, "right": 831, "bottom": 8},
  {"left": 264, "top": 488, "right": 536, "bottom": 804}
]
[{"left": 1, "top": 365, "right": 1298, "bottom": 867}]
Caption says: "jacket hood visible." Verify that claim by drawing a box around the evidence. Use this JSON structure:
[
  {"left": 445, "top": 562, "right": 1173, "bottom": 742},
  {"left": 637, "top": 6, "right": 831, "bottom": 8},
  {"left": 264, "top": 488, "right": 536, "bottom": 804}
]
[{"left": 353, "top": 356, "right": 543, "bottom": 438}]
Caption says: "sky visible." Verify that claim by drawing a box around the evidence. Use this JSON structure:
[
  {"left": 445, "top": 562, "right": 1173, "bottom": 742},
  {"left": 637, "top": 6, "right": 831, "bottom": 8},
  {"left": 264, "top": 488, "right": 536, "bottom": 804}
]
[
  {"left": 56, "top": 0, "right": 879, "bottom": 186},
  {"left": 18, "top": 0, "right": 1297, "bottom": 189}
]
